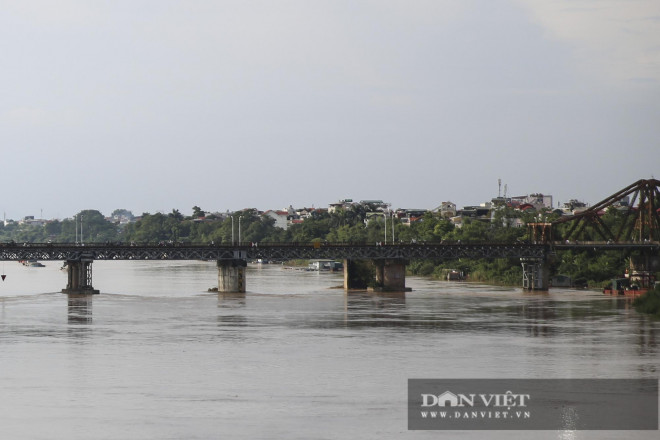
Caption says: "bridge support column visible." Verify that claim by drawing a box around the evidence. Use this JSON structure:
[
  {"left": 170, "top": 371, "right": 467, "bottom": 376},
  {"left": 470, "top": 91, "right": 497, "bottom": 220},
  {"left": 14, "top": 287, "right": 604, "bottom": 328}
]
[
  {"left": 62, "top": 259, "right": 99, "bottom": 294},
  {"left": 374, "top": 259, "right": 409, "bottom": 292},
  {"left": 343, "top": 259, "right": 359, "bottom": 290},
  {"left": 343, "top": 259, "right": 375, "bottom": 290},
  {"left": 343, "top": 259, "right": 410, "bottom": 291},
  {"left": 217, "top": 259, "right": 247, "bottom": 293},
  {"left": 521, "top": 258, "right": 549, "bottom": 291}
]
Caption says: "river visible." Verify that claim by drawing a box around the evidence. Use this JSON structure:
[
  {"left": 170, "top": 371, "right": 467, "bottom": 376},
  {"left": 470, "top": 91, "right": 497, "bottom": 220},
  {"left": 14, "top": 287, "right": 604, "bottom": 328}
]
[{"left": 0, "top": 260, "right": 658, "bottom": 439}]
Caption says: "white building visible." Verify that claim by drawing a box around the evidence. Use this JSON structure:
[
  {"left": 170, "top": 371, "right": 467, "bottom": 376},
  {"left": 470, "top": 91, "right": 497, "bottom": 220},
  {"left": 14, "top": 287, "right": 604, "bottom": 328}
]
[
  {"left": 19, "top": 216, "right": 48, "bottom": 227},
  {"left": 263, "top": 210, "right": 289, "bottom": 230},
  {"left": 559, "top": 199, "right": 588, "bottom": 215},
  {"left": 511, "top": 193, "right": 553, "bottom": 210},
  {"left": 328, "top": 199, "right": 354, "bottom": 213},
  {"left": 432, "top": 201, "right": 457, "bottom": 218}
]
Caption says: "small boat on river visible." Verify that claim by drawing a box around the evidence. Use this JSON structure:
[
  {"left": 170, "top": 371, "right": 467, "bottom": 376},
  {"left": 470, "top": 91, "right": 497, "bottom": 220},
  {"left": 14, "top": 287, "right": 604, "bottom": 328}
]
[{"left": 20, "top": 260, "right": 45, "bottom": 268}]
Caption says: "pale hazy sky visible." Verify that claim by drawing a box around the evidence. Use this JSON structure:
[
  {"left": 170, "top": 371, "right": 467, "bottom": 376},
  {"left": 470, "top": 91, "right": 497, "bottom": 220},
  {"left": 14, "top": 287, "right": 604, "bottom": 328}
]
[{"left": 1, "top": 0, "right": 659, "bottom": 219}]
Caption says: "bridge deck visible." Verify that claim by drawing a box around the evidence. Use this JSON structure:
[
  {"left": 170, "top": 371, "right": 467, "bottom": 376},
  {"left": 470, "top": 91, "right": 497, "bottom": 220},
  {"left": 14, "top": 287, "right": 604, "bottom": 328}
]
[
  {"left": 0, "top": 242, "right": 656, "bottom": 262},
  {"left": 0, "top": 242, "right": 554, "bottom": 261}
]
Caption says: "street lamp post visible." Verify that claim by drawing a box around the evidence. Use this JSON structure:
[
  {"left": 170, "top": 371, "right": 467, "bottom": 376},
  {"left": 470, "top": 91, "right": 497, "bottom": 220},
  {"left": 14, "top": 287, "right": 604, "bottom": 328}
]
[
  {"left": 231, "top": 216, "right": 235, "bottom": 244},
  {"left": 238, "top": 216, "right": 243, "bottom": 245},
  {"left": 384, "top": 212, "right": 387, "bottom": 244},
  {"left": 80, "top": 215, "right": 84, "bottom": 244}
]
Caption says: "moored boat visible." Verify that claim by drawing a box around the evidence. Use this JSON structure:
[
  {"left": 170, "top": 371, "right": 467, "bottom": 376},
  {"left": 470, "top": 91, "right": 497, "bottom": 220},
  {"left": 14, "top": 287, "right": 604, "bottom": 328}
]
[
  {"left": 603, "top": 269, "right": 655, "bottom": 297},
  {"left": 20, "top": 260, "right": 45, "bottom": 267}
]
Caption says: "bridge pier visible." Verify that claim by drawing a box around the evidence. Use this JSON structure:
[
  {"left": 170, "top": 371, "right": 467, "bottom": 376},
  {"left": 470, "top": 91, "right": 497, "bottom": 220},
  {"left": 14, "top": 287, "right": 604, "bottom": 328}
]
[
  {"left": 374, "top": 259, "right": 409, "bottom": 292},
  {"left": 343, "top": 258, "right": 410, "bottom": 291},
  {"left": 217, "top": 259, "right": 247, "bottom": 293},
  {"left": 62, "top": 258, "right": 99, "bottom": 295},
  {"left": 520, "top": 258, "right": 549, "bottom": 291},
  {"left": 343, "top": 259, "right": 365, "bottom": 290}
]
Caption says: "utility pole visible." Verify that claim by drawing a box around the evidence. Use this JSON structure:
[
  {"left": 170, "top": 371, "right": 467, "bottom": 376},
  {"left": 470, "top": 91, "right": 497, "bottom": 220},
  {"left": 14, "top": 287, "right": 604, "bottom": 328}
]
[{"left": 238, "top": 216, "right": 243, "bottom": 245}]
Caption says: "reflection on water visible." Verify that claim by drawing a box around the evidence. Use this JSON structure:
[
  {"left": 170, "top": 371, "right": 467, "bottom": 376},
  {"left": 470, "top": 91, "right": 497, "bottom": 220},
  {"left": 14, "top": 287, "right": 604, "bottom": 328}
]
[
  {"left": 343, "top": 292, "right": 408, "bottom": 328},
  {"left": 217, "top": 292, "right": 246, "bottom": 308},
  {"left": 67, "top": 294, "right": 93, "bottom": 339},
  {"left": 0, "top": 262, "right": 658, "bottom": 440},
  {"left": 67, "top": 294, "right": 93, "bottom": 325},
  {"left": 217, "top": 292, "right": 248, "bottom": 327},
  {"left": 636, "top": 326, "right": 658, "bottom": 356}
]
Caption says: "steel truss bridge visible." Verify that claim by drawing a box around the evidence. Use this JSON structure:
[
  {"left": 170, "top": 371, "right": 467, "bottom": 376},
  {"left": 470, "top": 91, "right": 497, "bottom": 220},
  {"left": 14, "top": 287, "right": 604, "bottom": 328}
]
[
  {"left": 529, "top": 178, "right": 660, "bottom": 243},
  {"left": 4, "top": 178, "right": 658, "bottom": 293},
  {"left": 2, "top": 178, "right": 657, "bottom": 264},
  {"left": 1, "top": 241, "right": 657, "bottom": 263}
]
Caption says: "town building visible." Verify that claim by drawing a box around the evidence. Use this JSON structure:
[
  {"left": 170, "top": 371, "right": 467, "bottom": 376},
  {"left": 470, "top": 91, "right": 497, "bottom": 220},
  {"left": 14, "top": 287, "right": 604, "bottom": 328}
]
[
  {"left": 263, "top": 210, "right": 290, "bottom": 229},
  {"left": 510, "top": 193, "right": 553, "bottom": 210},
  {"left": 559, "top": 199, "right": 588, "bottom": 215},
  {"left": 435, "top": 201, "right": 457, "bottom": 218},
  {"left": 358, "top": 200, "right": 389, "bottom": 211},
  {"left": 328, "top": 199, "right": 354, "bottom": 213},
  {"left": 19, "top": 216, "right": 48, "bottom": 227}
]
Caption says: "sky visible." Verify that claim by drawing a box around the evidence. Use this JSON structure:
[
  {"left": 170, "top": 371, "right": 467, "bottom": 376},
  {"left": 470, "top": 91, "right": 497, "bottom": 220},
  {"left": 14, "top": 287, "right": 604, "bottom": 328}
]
[{"left": 1, "top": 0, "right": 659, "bottom": 220}]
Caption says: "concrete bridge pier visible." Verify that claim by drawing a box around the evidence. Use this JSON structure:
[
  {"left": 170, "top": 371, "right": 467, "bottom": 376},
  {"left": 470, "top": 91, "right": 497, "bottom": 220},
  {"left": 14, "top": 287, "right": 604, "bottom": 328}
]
[
  {"left": 343, "top": 258, "right": 410, "bottom": 292},
  {"left": 521, "top": 257, "right": 549, "bottom": 291},
  {"left": 343, "top": 259, "right": 369, "bottom": 290},
  {"left": 374, "top": 259, "right": 410, "bottom": 292},
  {"left": 217, "top": 259, "right": 247, "bottom": 293},
  {"left": 62, "top": 258, "right": 99, "bottom": 294}
]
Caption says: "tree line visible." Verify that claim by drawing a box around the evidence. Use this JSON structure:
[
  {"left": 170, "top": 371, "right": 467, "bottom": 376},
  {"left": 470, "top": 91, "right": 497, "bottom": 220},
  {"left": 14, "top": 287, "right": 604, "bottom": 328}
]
[{"left": 0, "top": 205, "right": 647, "bottom": 287}]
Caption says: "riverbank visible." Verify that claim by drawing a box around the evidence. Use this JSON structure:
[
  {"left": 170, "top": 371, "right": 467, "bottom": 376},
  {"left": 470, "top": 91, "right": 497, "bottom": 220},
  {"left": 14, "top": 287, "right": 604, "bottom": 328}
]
[{"left": 633, "top": 285, "right": 660, "bottom": 318}]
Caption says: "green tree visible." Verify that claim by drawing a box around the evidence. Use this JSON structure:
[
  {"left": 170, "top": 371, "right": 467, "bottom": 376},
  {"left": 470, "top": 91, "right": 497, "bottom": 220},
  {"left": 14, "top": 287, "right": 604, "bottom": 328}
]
[
  {"left": 44, "top": 220, "right": 62, "bottom": 238},
  {"left": 78, "top": 210, "right": 107, "bottom": 241},
  {"left": 169, "top": 209, "right": 184, "bottom": 221},
  {"left": 111, "top": 209, "right": 134, "bottom": 220},
  {"left": 192, "top": 206, "right": 205, "bottom": 218}
]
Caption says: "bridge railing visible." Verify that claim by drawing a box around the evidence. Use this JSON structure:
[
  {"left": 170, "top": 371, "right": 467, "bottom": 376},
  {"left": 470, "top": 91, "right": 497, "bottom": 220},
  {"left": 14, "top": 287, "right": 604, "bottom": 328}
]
[
  {"left": 2, "top": 240, "right": 657, "bottom": 251},
  {"left": 1, "top": 240, "right": 546, "bottom": 248},
  {"left": 549, "top": 240, "right": 660, "bottom": 246}
]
